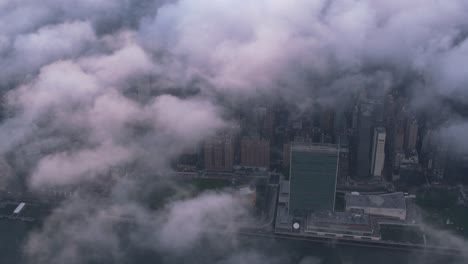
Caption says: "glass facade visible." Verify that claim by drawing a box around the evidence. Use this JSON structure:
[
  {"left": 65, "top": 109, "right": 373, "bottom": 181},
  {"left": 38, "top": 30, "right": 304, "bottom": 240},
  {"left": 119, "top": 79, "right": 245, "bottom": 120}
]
[{"left": 289, "top": 144, "right": 339, "bottom": 215}]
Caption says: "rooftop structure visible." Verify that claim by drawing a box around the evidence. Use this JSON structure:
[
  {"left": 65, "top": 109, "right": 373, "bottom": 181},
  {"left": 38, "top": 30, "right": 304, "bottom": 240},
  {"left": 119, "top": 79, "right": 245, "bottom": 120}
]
[
  {"left": 345, "top": 192, "right": 406, "bottom": 220},
  {"left": 370, "top": 127, "right": 386, "bottom": 178},
  {"left": 278, "top": 180, "right": 290, "bottom": 204},
  {"left": 305, "top": 211, "right": 377, "bottom": 239},
  {"left": 13, "top": 203, "right": 25, "bottom": 214}
]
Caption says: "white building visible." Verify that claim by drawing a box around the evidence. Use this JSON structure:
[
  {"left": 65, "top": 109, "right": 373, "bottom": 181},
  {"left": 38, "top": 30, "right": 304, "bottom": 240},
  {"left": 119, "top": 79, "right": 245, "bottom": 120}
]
[
  {"left": 345, "top": 192, "right": 407, "bottom": 220},
  {"left": 371, "top": 127, "right": 386, "bottom": 178}
]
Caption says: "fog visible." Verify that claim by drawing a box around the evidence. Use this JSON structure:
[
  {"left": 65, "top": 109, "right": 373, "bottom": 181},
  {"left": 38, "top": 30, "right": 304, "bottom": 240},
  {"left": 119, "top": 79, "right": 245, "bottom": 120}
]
[{"left": 0, "top": 0, "right": 468, "bottom": 263}]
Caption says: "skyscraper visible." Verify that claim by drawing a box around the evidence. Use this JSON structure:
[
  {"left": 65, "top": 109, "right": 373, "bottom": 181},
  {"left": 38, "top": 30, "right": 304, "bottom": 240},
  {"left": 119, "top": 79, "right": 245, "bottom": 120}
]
[
  {"left": 338, "top": 135, "right": 350, "bottom": 180},
  {"left": 240, "top": 136, "right": 270, "bottom": 168},
  {"left": 404, "top": 117, "right": 418, "bottom": 153},
  {"left": 371, "top": 127, "right": 386, "bottom": 178},
  {"left": 321, "top": 108, "right": 334, "bottom": 133},
  {"left": 283, "top": 143, "right": 291, "bottom": 168},
  {"left": 289, "top": 143, "right": 339, "bottom": 215},
  {"left": 356, "top": 103, "right": 373, "bottom": 179}
]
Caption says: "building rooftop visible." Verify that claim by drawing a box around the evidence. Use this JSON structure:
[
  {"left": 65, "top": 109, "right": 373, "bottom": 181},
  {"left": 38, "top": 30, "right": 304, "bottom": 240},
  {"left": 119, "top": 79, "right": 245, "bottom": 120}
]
[
  {"left": 291, "top": 143, "right": 338, "bottom": 153},
  {"left": 280, "top": 180, "right": 290, "bottom": 194},
  {"left": 375, "top": 127, "right": 385, "bottom": 133},
  {"left": 345, "top": 192, "right": 406, "bottom": 210},
  {"left": 308, "top": 211, "right": 370, "bottom": 226}
]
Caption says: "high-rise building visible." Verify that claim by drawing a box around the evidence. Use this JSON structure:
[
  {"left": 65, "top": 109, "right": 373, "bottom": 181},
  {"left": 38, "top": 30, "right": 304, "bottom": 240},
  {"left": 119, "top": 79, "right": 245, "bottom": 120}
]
[
  {"left": 394, "top": 118, "right": 405, "bottom": 153},
  {"left": 204, "top": 134, "right": 234, "bottom": 172},
  {"left": 283, "top": 143, "right": 291, "bottom": 168},
  {"left": 321, "top": 108, "right": 334, "bottom": 133},
  {"left": 240, "top": 137, "right": 270, "bottom": 168},
  {"left": 334, "top": 108, "right": 347, "bottom": 133},
  {"left": 404, "top": 117, "right": 418, "bottom": 153},
  {"left": 355, "top": 103, "right": 373, "bottom": 179},
  {"left": 262, "top": 110, "right": 275, "bottom": 139},
  {"left": 370, "top": 127, "right": 386, "bottom": 178},
  {"left": 421, "top": 129, "right": 432, "bottom": 155},
  {"left": 338, "top": 135, "right": 350, "bottom": 180},
  {"left": 289, "top": 143, "right": 339, "bottom": 215},
  {"left": 431, "top": 144, "right": 449, "bottom": 181}
]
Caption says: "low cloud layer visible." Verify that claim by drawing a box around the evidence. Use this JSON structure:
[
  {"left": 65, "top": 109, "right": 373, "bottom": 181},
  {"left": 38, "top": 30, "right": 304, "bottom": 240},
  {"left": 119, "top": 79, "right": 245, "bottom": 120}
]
[
  {"left": 24, "top": 191, "right": 250, "bottom": 264},
  {"left": 0, "top": 0, "right": 468, "bottom": 263}
]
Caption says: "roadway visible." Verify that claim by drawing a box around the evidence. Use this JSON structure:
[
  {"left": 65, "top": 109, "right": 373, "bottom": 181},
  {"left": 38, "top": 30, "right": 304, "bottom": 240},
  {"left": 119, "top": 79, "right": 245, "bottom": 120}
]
[{"left": 239, "top": 230, "right": 468, "bottom": 256}]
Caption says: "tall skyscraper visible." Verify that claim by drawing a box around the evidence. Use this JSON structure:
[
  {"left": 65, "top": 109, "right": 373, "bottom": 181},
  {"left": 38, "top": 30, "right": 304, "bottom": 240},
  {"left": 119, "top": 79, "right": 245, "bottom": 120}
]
[
  {"left": 283, "top": 143, "right": 291, "bottom": 168},
  {"left": 289, "top": 143, "right": 339, "bottom": 215},
  {"left": 371, "top": 127, "right": 386, "bottom": 178},
  {"left": 240, "top": 136, "right": 270, "bottom": 168},
  {"left": 338, "top": 135, "right": 350, "bottom": 180},
  {"left": 356, "top": 103, "right": 373, "bottom": 179},
  {"left": 431, "top": 143, "right": 449, "bottom": 181},
  {"left": 321, "top": 108, "right": 334, "bottom": 133},
  {"left": 204, "top": 134, "right": 234, "bottom": 172},
  {"left": 394, "top": 119, "right": 405, "bottom": 153},
  {"left": 404, "top": 117, "right": 418, "bottom": 153}
]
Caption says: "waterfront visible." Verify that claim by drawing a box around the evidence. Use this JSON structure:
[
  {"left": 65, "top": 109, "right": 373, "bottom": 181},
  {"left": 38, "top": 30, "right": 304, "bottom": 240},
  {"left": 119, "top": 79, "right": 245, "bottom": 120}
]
[{"left": 0, "top": 219, "right": 465, "bottom": 264}]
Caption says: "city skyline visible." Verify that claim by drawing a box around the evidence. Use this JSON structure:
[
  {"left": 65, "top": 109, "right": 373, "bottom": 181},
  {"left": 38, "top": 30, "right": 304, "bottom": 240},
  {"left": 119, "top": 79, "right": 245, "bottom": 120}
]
[{"left": 1, "top": 1, "right": 468, "bottom": 264}]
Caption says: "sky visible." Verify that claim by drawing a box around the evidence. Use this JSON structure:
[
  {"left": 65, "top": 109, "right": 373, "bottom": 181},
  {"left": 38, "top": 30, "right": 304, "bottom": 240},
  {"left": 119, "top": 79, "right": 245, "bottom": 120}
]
[{"left": 1, "top": 0, "right": 468, "bottom": 263}]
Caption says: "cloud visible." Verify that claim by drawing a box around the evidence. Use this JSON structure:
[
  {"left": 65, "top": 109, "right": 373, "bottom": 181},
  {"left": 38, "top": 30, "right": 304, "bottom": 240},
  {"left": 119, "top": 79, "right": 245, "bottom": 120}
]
[
  {"left": 0, "top": 21, "right": 97, "bottom": 85},
  {"left": 29, "top": 142, "right": 134, "bottom": 187},
  {"left": 1, "top": 0, "right": 468, "bottom": 263},
  {"left": 139, "top": 0, "right": 468, "bottom": 99},
  {"left": 24, "top": 191, "right": 249, "bottom": 264},
  {"left": 154, "top": 192, "right": 248, "bottom": 252}
]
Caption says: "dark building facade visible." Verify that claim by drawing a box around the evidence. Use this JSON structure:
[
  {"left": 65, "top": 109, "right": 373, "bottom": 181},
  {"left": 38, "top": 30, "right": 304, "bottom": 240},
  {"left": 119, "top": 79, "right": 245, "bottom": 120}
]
[
  {"left": 204, "top": 135, "right": 234, "bottom": 172},
  {"left": 355, "top": 103, "right": 373, "bottom": 179},
  {"left": 289, "top": 143, "right": 339, "bottom": 215},
  {"left": 240, "top": 137, "right": 270, "bottom": 168}
]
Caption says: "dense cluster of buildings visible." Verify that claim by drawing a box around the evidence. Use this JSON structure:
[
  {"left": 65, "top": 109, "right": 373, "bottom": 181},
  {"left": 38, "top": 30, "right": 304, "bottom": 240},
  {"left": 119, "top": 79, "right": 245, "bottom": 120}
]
[
  {"left": 171, "top": 89, "right": 468, "bottom": 242},
  {"left": 275, "top": 141, "right": 409, "bottom": 241},
  {"left": 174, "top": 88, "right": 465, "bottom": 188},
  {"left": 171, "top": 89, "right": 467, "bottom": 242}
]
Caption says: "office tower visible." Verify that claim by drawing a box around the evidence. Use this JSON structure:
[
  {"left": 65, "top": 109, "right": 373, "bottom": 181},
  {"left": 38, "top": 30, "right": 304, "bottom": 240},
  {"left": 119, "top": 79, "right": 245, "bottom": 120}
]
[
  {"left": 394, "top": 118, "right": 405, "bottom": 153},
  {"left": 338, "top": 135, "right": 350, "bottom": 180},
  {"left": 384, "top": 94, "right": 396, "bottom": 123},
  {"left": 240, "top": 136, "right": 270, "bottom": 168},
  {"left": 355, "top": 103, "right": 373, "bottom": 179},
  {"left": 431, "top": 144, "right": 449, "bottom": 181},
  {"left": 370, "top": 127, "right": 386, "bottom": 178},
  {"left": 204, "top": 134, "right": 234, "bottom": 172},
  {"left": 177, "top": 147, "right": 199, "bottom": 172},
  {"left": 289, "top": 143, "right": 339, "bottom": 215},
  {"left": 334, "top": 108, "right": 347, "bottom": 133},
  {"left": 283, "top": 143, "right": 291, "bottom": 168},
  {"left": 352, "top": 105, "right": 359, "bottom": 130},
  {"left": 404, "top": 117, "right": 418, "bottom": 153},
  {"left": 321, "top": 108, "right": 334, "bottom": 133},
  {"left": 421, "top": 129, "right": 432, "bottom": 155}
]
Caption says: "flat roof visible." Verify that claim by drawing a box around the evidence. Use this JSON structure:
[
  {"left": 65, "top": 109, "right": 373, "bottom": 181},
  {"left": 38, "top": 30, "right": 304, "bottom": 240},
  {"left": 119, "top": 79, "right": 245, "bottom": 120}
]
[
  {"left": 375, "top": 127, "right": 385, "bottom": 133},
  {"left": 291, "top": 143, "right": 338, "bottom": 153},
  {"left": 280, "top": 180, "right": 290, "bottom": 194},
  {"left": 308, "top": 211, "right": 370, "bottom": 226},
  {"left": 345, "top": 192, "right": 406, "bottom": 210}
]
